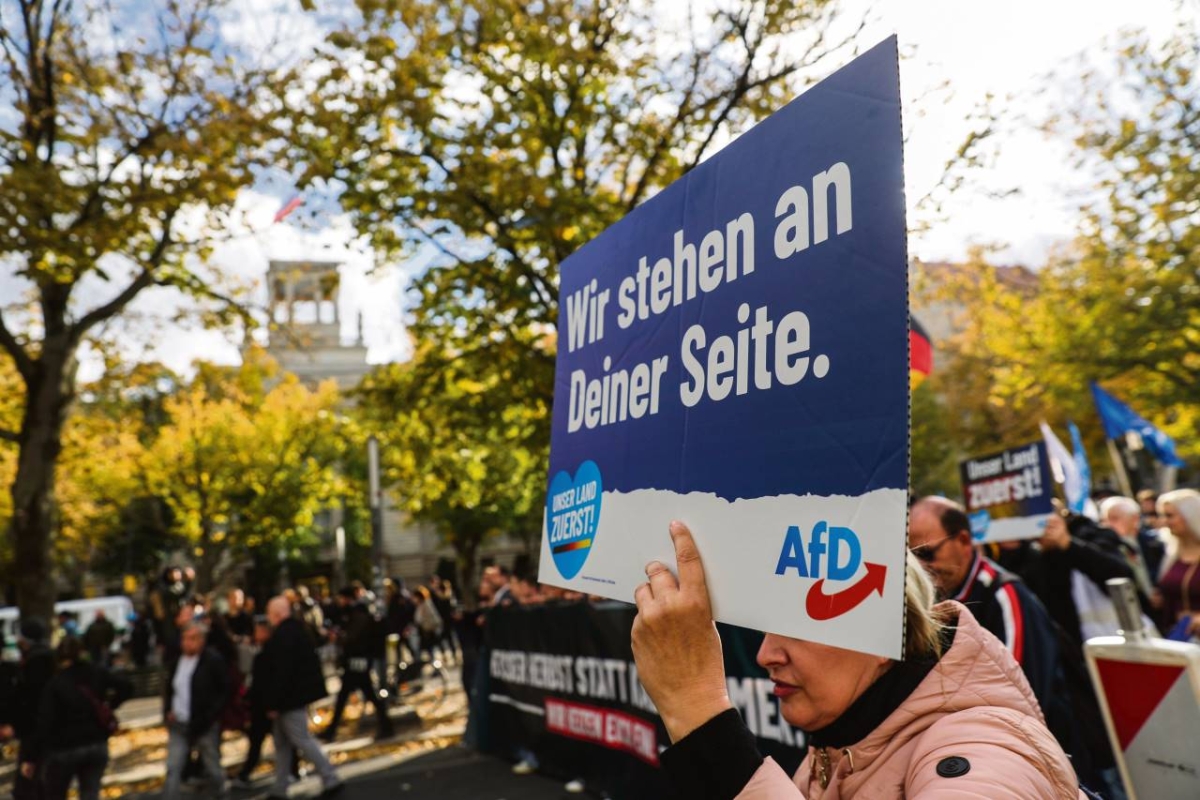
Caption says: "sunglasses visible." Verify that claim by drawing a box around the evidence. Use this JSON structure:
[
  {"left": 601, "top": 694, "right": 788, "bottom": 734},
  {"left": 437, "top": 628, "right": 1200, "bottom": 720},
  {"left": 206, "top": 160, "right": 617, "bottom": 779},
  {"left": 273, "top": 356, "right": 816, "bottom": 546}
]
[{"left": 912, "top": 535, "right": 956, "bottom": 563}]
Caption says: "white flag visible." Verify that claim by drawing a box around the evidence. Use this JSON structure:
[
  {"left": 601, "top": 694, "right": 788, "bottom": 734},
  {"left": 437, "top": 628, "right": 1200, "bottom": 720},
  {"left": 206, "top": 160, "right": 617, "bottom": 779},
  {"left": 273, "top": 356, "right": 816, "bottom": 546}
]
[{"left": 1040, "top": 421, "right": 1089, "bottom": 515}]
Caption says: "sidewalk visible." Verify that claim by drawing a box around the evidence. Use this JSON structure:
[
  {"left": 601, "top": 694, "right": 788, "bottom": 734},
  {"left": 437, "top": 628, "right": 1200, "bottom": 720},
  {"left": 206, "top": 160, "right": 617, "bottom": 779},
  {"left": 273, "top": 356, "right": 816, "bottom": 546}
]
[{"left": 317, "top": 746, "right": 590, "bottom": 800}]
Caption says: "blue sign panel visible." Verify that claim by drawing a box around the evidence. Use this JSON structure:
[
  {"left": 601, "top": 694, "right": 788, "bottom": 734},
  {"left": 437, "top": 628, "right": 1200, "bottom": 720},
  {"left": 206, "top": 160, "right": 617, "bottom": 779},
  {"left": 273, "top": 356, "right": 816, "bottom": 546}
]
[
  {"left": 960, "top": 441, "right": 1055, "bottom": 543},
  {"left": 539, "top": 37, "right": 910, "bottom": 658}
]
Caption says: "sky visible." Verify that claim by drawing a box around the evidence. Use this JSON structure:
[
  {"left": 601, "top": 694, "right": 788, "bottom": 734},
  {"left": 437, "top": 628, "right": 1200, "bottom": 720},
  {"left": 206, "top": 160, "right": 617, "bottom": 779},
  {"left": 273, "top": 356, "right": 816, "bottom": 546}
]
[
  {"left": 880, "top": 0, "right": 1183, "bottom": 264},
  {"left": 2, "top": 0, "right": 1191, "bottom": 378}
]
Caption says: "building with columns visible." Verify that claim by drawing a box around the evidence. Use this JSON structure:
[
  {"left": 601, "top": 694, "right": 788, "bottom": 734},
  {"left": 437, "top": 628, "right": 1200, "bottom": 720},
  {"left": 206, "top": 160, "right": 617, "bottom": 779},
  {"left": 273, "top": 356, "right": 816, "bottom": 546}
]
[{"left": 261, "top": 259, "right": 525, "bottom": 592}]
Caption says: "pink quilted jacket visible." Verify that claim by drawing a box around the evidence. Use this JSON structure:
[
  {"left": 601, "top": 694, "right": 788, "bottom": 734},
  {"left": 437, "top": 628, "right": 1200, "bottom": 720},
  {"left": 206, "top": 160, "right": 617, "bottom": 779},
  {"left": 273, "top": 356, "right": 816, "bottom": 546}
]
[{"left": 737, "top": 601, "right": 1085, "bottom": 799}]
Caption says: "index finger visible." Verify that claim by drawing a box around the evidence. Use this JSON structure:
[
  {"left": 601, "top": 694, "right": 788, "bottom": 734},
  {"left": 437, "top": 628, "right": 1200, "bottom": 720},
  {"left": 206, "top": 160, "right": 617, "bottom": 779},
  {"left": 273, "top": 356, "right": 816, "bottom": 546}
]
[{"left": 669, "top": 520, "right": 709, "bottom": 600}]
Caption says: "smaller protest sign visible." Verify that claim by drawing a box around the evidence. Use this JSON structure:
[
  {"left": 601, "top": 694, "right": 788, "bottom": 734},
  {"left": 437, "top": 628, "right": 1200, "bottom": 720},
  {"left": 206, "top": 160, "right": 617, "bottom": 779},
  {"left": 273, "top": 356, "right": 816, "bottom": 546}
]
[{"left": 959, "top": 441, "right": 1054, "bottom": 543}]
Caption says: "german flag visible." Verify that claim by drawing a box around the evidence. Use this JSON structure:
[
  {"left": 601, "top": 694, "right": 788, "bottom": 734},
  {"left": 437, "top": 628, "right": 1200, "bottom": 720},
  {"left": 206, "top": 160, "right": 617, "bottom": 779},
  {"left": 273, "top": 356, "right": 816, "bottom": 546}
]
[{"left": 910, "top": 315, "right": 932, "bottom": 390}]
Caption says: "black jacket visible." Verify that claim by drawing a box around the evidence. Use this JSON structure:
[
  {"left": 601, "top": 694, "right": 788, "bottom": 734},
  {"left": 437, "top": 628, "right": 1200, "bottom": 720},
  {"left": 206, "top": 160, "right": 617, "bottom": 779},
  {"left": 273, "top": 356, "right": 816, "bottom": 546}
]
[
  {"left": 33, "top": 662, "right": 131, "bottom": 758},
  {"left": 949, "top": 554, "right": 1059, "bottom": 707},
  {"left": 163, "top": 648, "right": 228, "bottom": 741},
  {"left": 338, "top": 601, "right": 381, "bottom": 660},
  {"left": 247, "top": 646, "right": 271, "bottom": 714},
  {"left": 260, "top": 617, "right": 327, "bottom": 713},
  {"left": 1004, "top": 518, "right": 1142, "bottom": 654},
  {"left": 11, "top": 643, "right": 55, "bottom": 739},
  {"left": 83, "top": 618, "right": 116, "bottom": 654}
]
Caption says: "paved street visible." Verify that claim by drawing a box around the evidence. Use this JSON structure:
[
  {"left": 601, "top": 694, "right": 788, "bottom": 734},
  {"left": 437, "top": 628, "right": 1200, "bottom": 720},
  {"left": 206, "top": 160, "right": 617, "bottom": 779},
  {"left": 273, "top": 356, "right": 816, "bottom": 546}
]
[
  {"left": 117, "top": 744, "right": 586, "bottom": 800},
  {"left": 322, "top": 746, "right": 581, "bottom": 800}
]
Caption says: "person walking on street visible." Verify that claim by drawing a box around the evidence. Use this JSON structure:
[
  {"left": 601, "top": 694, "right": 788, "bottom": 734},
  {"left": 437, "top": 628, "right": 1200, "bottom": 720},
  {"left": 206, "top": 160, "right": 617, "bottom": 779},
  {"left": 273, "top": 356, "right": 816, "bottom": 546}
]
[
  {"left": 320, "top": 588, "right": 393, "bottom": 742},
  {"left": 428, "top": 576, "right": 458, "bottom": 662},
  {"left": 233, "top": 620, "right": 300, "bottom": 788},
  {"left": 384, "top": 580, "right": 416, "bottom": 662},
  {"left": 162, "top": 621, "right": 228, "bottom": 800},
  {"left": 261, "top": 596, "right": 343, "bottom": 799},
  {"left": 413, "top": 587, "right": 444, "bottom": 662},
  {"left": 8, "top": 618, "right": 57, "bottom": 800},
  {"left": 32, "top": 637, "right": 131, "bottom": 800}
]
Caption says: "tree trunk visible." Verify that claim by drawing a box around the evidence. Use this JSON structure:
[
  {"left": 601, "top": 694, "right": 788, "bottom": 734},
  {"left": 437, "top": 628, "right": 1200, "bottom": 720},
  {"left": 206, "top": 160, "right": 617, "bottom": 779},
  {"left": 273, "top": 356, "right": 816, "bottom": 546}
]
[
  {"left": 455, "top": 533, "right": 482, "bottom": 612},
  {"left": 193, "top": 522, "right": 221, "bottom": 596},
  {"left": 8, "top": 341, "right": 77, "bottom": 622}
]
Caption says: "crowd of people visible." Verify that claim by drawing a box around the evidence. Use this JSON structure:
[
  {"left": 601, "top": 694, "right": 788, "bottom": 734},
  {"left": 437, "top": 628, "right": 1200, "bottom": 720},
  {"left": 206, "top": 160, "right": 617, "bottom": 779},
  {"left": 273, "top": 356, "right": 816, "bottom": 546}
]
[
  {"left": 0, "top": 485, "right": 1195, "bottom": 799},
  {"left": 0, "top": 570, "right": 467, "bottom": 800}
]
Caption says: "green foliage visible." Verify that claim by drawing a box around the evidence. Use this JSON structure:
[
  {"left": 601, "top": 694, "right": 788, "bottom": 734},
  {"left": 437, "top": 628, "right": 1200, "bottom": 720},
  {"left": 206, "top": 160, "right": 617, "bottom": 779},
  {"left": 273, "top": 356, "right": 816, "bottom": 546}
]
[
  {"left": 910, "top": 380, "right": 961, "bottom": 499},
  {"left": 1034, "top": 23, "right": 1200, "bottom": 462},
  {"left": 139, "top": 352, "right": 350, "bottom": 590},
  {"left": 907, "top": 20, "right": 1200, "bottom": 491},
  {"left": 298, "top": 0, "right": 857, "bottom": 563},
  {"left": 304, "top": 0, "right": 849, "bottom": 344},
  {"left": 935, "top": 24, "right": 1199, "bottom": 471},
  {"left": 0, "top": 0, "right": 288, "bottom": 323},
  {"left": 355, "top": 334, "right": 553, "bottom": 584},
  {"left": 89, "top": 496, "right": 181, "bottom": 580},
  {"left": 0, "top": 0, "right": 302, "bottom": 616}
]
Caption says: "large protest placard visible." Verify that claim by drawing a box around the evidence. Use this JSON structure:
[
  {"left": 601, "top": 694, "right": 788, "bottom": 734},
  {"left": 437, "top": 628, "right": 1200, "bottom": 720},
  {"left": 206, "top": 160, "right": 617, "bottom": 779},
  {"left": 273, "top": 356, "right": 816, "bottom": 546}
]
[
  {"left": 539, "top": 37, "right": 909, "bottom": 659},
  {"left": 959, "top": 441, "right": 1055, "bottom": 543},
  {"left": 478, "top": 601, "right": 806, "bottom": 799}
]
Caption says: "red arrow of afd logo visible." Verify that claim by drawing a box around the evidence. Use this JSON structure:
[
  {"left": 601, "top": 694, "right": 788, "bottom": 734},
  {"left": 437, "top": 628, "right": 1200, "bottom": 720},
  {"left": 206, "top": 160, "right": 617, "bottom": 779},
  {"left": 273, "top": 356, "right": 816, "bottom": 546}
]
[{"left": 805, "top": 562, "right": 887, "bottom": 621}]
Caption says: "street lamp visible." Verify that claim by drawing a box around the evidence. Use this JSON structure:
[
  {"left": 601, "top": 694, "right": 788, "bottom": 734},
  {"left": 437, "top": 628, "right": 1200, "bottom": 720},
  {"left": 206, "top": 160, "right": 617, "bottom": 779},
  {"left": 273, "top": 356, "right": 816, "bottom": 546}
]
[{"left": 367, "top": 435, "right": 384, "bottom": 600}]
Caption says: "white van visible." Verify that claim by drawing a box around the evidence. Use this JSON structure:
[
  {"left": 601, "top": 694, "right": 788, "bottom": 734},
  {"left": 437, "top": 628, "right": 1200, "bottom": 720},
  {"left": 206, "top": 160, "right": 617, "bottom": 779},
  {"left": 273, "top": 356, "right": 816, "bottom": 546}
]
[{"left": 0, "top": 595, "right": 134, "bottom": 651}]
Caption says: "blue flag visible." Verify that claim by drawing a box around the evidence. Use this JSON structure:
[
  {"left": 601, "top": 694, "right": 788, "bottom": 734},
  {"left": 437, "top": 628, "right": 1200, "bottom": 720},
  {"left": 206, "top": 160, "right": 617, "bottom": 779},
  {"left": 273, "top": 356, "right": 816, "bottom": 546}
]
[
  {"left": 1089, "top": 382, "right": 1185, "bottom": 467},
  {"left": 1068, "top": 421, "right": 1091, "bottom": 514}
]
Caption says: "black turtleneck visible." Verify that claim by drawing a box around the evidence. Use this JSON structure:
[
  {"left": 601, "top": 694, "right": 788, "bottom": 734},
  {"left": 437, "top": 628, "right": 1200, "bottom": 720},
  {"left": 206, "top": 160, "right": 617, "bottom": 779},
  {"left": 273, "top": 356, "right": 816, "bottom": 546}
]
[{"left": 808, "top": 623, "right": 956, "bottom": 750}]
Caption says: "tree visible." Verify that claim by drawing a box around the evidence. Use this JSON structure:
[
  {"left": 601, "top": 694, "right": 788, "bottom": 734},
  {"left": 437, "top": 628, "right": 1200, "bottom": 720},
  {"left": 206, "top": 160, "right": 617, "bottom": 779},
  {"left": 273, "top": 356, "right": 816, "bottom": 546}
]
[
  {"left": 356, "top": 338, "right": 551, "bottom": 600},
  {"left": 928, "top": 22, "right": 1200, "bottom": 476},
  {"left": 2, "top": 353, "right": 157, "bottom": 592},
  {"left": 910, "top": 380, "right": 961, "bottom": 499},
  {"left": 51, "top": 406, "right": 144, "bottom": 588},
  {"left": 0, "top": 0, "right": 292, "bottom": 617},
  {"left": 139, "top": 354, "right": 348, "bottom": 592},
  {"left": 301, "top": 0, "right": 860, "bottom": 371},
  {"left": 297, "top": 0, "right": 861, "bottom": 564},
  {"left": 1035, "top": 21, "right": 1199, "bottom": 463}
]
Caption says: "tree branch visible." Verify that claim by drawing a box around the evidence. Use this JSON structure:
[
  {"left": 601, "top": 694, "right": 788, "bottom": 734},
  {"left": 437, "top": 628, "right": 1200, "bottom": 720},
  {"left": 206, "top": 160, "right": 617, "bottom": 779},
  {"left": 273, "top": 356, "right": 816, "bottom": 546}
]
[
  {"left": 71, "top": 208, "right": 178, "bottom": 339},
  {"left": 0, "top": 308, "right": 34, "bottom": 381},
  {"left": 71, "top": 268, "right": 156, "bottom": 341},
  {"left": 0, "top": 428, "right": 19, "bottom": 444}
]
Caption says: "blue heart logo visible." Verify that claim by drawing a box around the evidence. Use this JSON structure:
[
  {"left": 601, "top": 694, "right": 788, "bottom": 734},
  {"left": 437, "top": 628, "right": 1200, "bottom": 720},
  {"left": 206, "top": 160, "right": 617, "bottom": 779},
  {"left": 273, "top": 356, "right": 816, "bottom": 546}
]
[
  {"left": 546, "top": 460, "right": 603, "bottom": 580},
  {"left": 968, "top": 509, "right": 991, "bottom": 541}
]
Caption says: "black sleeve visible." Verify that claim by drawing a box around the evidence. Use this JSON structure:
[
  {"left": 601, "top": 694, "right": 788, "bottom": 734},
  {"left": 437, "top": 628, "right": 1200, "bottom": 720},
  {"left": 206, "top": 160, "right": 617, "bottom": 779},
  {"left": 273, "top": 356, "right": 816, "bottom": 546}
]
[
  {"left": 212, "top": 653, "right": 229, "bottom": 711},
  {"left": 103, "top": 668, "right": 134, "bottom": 710},
  {"left": 30, "top": 677, "right": 58, "bottom": 761},
  {"left": 261, "top": 631, "right": 294, "bottom": 711},
  {"left": 163, "top": 661, "right": 175, "bottom": 718},
  {"left": 659, "top": 709, "right": 764, "bottom": 800},
  {"left": 1064, "top": 538, "right": 1134, "bottom": 590}
]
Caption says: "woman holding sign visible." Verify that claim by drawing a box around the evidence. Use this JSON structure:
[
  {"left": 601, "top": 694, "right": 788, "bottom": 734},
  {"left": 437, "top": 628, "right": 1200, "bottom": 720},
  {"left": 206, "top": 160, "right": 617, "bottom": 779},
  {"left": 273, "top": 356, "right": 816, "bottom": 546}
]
[{"left": 632, "top": 522, "right": 1085, "bottom": 799}]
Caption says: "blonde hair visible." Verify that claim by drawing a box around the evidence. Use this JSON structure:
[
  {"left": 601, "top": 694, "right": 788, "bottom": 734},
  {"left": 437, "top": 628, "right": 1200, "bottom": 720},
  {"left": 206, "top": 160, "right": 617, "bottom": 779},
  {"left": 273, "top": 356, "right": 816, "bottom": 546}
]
[
  {"left": 1159, "top": 488, "right": 1200, "bottom": 543},
  {"left": 904, "top": 552, "right": 949, "bottom": 661}
]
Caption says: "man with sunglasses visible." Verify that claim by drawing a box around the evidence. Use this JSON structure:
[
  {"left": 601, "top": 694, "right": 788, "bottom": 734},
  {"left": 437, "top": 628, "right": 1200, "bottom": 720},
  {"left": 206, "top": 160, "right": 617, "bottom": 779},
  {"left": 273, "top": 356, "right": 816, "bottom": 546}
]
[{"left": 909, "top": 497, "right": 1063, "bottom": 722}]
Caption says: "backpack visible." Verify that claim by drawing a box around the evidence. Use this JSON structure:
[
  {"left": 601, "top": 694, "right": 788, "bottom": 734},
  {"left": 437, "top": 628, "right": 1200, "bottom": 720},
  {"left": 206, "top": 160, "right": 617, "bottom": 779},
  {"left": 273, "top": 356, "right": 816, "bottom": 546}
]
[{"left": 76, "top": 680, "right": 118, "bottom": 737}]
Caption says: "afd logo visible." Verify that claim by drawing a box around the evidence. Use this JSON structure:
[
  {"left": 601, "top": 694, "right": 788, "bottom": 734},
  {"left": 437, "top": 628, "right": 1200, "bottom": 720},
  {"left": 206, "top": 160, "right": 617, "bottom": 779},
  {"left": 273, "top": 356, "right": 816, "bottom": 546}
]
[{"left": 775, "top": 521, "right": 887, "bottom": 621}]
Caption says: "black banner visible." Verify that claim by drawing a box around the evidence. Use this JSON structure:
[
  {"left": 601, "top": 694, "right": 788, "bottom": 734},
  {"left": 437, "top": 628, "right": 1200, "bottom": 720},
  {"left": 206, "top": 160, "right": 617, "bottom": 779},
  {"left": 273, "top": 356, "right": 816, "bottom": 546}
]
[{"left": 475, "top": 600, "right": 806, "bottom": 798}]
